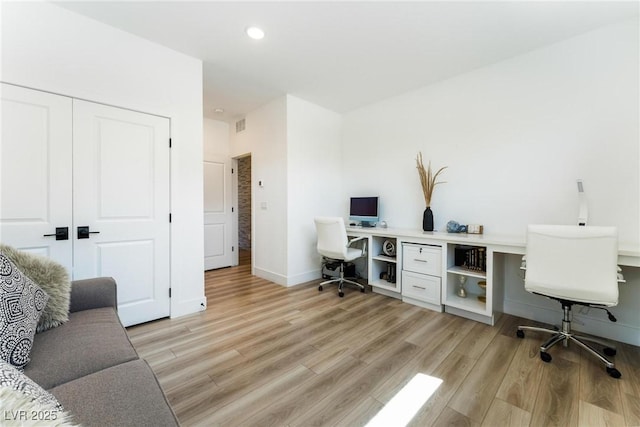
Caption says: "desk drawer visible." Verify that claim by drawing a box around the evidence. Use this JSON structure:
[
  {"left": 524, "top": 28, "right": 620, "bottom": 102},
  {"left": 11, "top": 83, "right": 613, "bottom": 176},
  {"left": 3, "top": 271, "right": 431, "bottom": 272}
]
[
  {"left": 402, "top": 271, "right": 441, "bottom": 304},
  {"left": 402, "top": 244, "right": 441, "bottom": 276}
]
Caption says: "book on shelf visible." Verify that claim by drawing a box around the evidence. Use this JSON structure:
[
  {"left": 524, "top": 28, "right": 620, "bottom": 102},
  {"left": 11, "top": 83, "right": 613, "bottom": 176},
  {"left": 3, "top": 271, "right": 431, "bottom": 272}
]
[{"left": 458, "top": 246, "right": 486, "bottom": 272}]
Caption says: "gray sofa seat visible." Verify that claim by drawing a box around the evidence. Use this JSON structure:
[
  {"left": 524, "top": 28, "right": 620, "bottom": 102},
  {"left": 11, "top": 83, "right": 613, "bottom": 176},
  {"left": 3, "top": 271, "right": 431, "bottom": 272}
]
[
  {"left": 22, "top": 277, "right": 178, "bottom": 426},
  {"left": 50, "top": 359, "right": 178, "bottom": 427},
  {"left": 25, "top": 308, "right": 138, "bottom": 390}
]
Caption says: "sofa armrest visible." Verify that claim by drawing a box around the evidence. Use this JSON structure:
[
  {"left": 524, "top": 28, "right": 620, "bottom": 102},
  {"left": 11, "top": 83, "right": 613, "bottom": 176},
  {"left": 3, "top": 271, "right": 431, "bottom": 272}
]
[{"left": 69, "top": 277, "right": 118, "bottom": 313}]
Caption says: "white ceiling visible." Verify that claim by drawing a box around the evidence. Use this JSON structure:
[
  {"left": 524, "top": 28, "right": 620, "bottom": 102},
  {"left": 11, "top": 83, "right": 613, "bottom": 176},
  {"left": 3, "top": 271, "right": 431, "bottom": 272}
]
[{"left": 56, "top": 1, "right": 638, "bottom": 121}]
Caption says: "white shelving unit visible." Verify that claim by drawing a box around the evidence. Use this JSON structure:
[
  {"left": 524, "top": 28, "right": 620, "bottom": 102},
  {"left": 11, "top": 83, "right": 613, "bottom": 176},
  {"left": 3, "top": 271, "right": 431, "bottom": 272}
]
[
  {"left": 345, "top": 225, "right": 638, "bottom": 332},
  {"left": 369, "top": 235, "right": 400, "bottom": 293},
  {"left": 443, "top": 243, "right": 496, "bottom": 324}
]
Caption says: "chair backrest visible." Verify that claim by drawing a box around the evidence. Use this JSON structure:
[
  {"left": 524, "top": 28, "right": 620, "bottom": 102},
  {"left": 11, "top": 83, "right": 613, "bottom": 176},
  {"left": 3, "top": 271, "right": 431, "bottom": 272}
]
[
  {"left": 314, "top": 217, "right": 349, "bottom": 260},
  {"left": 525, "top": 225, "right": 619, "bottom": 306}
]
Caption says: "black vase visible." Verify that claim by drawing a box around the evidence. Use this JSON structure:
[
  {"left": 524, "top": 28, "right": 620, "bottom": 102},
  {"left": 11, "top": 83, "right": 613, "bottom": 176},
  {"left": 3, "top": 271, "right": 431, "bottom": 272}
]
[{"left": 423, "top": 207, "right": 434, "bottom": 232}]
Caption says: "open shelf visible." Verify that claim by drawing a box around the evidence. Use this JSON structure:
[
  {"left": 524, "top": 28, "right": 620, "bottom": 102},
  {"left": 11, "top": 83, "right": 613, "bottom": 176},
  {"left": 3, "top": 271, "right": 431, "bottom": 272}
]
[
  {"left": 444, "top": 294, "right": 487, "bottom": 315},
  {"left": 446, "top": 265, "right": 486, "bottom": 279},
  {"left": 373, "top": 254, "right": 397, "bottom": 263}
]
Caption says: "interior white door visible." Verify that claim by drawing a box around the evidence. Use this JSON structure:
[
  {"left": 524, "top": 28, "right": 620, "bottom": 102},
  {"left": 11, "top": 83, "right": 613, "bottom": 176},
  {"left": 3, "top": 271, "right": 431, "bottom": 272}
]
[
  {"left": 0, "top": 83, "right": 73, "bottom": 271},
  {"left": 204, "top": 155, "right": 233, "bottom": 270},
  {"left": 72, "top": 99, "right": 171, "bottom": 327}
]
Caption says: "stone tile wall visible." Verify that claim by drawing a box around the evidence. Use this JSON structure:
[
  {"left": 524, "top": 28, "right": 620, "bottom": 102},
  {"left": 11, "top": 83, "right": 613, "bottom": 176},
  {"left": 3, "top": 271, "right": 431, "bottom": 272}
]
[{"left": 238, "top": 156, "right": 252, "bottom": 250}]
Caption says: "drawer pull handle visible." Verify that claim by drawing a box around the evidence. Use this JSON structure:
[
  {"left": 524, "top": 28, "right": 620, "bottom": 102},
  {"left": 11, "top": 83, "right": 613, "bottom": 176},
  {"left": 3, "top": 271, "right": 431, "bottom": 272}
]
[
  {"left": 413, "top": 285, "right": 426, "bottom": 290},
  {"left": 414, "top": 259, "right": 428, "bottom": 263}
]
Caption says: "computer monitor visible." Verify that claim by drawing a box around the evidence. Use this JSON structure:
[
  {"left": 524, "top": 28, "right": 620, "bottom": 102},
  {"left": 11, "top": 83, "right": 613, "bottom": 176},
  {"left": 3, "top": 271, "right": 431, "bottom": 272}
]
[{"left": 349, "top": 197, "right": 379, "bottom": 227}]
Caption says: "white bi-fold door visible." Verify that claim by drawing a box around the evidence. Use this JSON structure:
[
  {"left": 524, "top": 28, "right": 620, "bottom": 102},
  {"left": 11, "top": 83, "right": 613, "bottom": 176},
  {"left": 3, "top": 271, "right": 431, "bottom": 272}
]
[
  {"left": 72, "top": 99, "right": 171, "bottom": 326},
  {"left": 0, "top": 84, "right": 74, "bottom": 270},
  {"left": 0, "top": 84, "right": 170, "bottom": 327}
]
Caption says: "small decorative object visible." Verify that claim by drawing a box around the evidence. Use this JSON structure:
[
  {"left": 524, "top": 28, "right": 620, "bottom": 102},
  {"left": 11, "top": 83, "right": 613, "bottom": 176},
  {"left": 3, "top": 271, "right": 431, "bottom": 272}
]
[
  {"left": 477, "top": 280, "right": 487, "bottom": 303},
  {"left": 456, "top": 275, "right": 468, "bottom": 298},
  {"left": 467, "top": 224, "right": 484, "bottom": 234},
  {"left": 382, "top": 239, "right": 396, "bottom": 257},
  {"left": 446, "top": 220, "right": 468, "bottom": 233},
  {"left": 416, "top": 152, "right": 447, "bottom": 232},
  {"left": 379, "top": 220, "right": 388, "bottom": 228}
]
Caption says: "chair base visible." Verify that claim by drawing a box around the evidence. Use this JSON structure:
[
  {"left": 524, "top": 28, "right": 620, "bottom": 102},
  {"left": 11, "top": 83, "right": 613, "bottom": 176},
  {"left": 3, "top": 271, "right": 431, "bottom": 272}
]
[
  {"left": 318, "top": 259, "right": 365, "bottom": 297},
  {"left": 517, "top": 305, "right": 621, "bottom": 378}
]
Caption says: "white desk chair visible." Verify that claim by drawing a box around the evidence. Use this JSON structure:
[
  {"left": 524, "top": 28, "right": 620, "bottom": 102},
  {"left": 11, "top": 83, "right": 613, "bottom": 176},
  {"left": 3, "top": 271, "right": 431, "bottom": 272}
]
[
  {"left": 517, "top": 225, "right": 624, "bottom": 378},
  {"left": 314, "top": 217, "right": 367, "bottom": 297}
]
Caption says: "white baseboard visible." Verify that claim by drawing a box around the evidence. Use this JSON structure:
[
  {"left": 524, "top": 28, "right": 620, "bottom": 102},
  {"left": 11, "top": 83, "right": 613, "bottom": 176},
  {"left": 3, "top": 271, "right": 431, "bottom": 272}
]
[
  {"left": 402, "top": 296, "right": 443, "bottom": 313},
  {"left": 445, "top": 305, "right": 497, "bottom": 325},
  {"left": 372, "top": 287, "right": 401, "bottom": 299},
  {"left": 254, "top": 267, "right": 288, "bottom": 286},
  {"left": 171, "top": 296, "right": 207, "bottom": 319},
  {"left": 504, "top": 298, "right": 640, "bottom": 346},
  {"left": 286, "top": 269, "right": 322, "bottom": 287}
]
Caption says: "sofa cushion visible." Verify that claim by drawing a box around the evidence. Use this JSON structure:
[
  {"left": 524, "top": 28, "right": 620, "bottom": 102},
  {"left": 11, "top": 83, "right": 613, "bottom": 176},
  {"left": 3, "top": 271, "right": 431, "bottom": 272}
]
[
  {"left": 0, "top": 244, "right": 71, "bottom": 333},
  {"left": 0, "top": 254, "right": 49, "bottom": 369},
  {"left": 24, "top": 308, "right": 138, "bottom": 389},
  {"left": 50, "top": 359, "right": 179, "bottom": 427},
  {"left": 0, "top": 360, "right": 63, "bottom": 411}
]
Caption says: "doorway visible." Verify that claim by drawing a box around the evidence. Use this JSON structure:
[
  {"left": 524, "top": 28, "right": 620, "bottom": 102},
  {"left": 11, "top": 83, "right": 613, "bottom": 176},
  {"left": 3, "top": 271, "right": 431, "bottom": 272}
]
[{"left": 236, "top": 155, "right": 252, "bottom": 267}]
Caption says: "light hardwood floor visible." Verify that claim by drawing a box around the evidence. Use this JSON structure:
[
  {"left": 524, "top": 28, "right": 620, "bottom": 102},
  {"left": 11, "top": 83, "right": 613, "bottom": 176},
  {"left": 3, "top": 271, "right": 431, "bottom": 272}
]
[{"left": 127, "top": 252, "right": 640, "bottom": 426}]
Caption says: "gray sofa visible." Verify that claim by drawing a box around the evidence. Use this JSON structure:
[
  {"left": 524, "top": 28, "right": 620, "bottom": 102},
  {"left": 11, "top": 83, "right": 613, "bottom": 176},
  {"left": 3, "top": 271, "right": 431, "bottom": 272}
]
[{"left": 24, "top": 277, "right": 179, "bottom": 427}]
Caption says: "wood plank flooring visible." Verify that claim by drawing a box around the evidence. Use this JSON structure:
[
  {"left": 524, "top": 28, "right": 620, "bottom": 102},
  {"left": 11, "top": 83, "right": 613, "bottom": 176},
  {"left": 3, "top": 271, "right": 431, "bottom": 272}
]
[{"left": 127, "top": 252, "right": 640, "bottom": 426}]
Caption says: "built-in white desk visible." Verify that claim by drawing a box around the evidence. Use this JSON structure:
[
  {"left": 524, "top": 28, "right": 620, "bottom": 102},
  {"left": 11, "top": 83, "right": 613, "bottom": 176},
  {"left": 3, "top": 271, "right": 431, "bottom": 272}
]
[{"left": 346, "top": 226, "right": 640, "bottom": 339}]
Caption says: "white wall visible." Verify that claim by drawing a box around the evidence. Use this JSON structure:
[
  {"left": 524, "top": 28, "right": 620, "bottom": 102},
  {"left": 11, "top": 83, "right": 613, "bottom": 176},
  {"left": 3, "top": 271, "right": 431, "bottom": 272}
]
[
  {"left": 229, "top": 95, "right": 343, "bottom": 286},
  {"left": 204, "top": 119, "right": 231, "bottom": 159},
  {"left": 287, "top": 95, "right": 343, "bottom": 285},
  {"left": 342, "top": 18, "right": 640, "bottom": 344},
  {"left": 1, "top": 2, "right": 206, "bottom": 318},
  {"left": 230, "top": 97, "right": 288, "bottom": 284},
  {"left": 342, "top": 19, "right": 639, "bottom": 249}
]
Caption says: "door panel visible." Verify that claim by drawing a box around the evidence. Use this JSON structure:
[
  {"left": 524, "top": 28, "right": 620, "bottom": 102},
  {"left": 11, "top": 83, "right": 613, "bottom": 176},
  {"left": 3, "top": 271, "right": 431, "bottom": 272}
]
[
  {"left": 72, "top": 99, "right": 170, "bottom": 327},
  {"left": 204, "top": 157, "right": 232, "bottom": 270},
  {"left": 0, "top": 83, "right": 73, "bottom": 271}
]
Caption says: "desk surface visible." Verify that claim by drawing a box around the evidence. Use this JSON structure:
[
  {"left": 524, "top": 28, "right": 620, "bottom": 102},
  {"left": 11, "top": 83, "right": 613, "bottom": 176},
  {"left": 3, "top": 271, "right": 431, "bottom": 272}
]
[{"left": 346, "top": 226, "right": 640, "bottom": 267}]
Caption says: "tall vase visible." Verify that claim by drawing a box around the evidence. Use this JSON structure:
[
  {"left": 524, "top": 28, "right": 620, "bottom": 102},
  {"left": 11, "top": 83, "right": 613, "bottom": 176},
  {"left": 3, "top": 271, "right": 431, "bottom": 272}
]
[{"left": 423, "top": 207, "right": 434, "bottom": 232}]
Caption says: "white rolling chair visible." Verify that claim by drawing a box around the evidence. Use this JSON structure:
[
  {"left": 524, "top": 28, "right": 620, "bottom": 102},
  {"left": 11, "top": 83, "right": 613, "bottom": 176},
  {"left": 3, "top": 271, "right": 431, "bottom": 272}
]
[
  {"left": 517, "top": 225, "right": 625, "bottom": 378},
  {"left": 314, "top": 217, "right": 367, "bottom": 297}
]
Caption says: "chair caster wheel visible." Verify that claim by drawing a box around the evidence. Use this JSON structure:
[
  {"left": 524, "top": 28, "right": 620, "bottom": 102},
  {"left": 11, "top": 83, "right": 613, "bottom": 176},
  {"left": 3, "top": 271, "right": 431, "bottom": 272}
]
[
  {"left": 606, "top": 367, "right": 621, "bottom": 379},
  {"left": 318, "top": 285, "right": 323, "bottom": 292},
  {"left": 338, "top": 291, "right": 344, "bottom": 297},
  {"left": 604, "top": 347, "right": 617, "bottom": 357},
  {"left": 516, "top": 330, "right": 524, "bottom": 339},
  {"left": 540, "top": 352, "right": 552, "bottom": 363}
]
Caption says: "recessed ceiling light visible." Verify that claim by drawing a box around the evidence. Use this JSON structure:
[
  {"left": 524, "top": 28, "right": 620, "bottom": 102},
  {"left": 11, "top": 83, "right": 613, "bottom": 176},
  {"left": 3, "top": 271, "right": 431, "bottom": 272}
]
[
  {"left": 214, "top": 108, "right": 224, "bottom": 114},
  {"left": 246, "top": 26, "right": 265, "bottom": 40}
]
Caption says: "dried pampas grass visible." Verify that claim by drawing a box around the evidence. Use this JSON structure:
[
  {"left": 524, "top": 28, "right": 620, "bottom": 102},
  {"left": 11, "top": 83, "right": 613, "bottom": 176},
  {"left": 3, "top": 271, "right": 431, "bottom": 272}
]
[{"left": 416, "top": 152, "right": 447, "bottom": 207}]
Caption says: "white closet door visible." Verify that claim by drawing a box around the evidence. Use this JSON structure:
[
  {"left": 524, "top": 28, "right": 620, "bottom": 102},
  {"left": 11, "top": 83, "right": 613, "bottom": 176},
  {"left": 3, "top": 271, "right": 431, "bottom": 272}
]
[
  {"left": 72, "top": 100, "right": 171, "bottom": 327},
  {"left": 204, "top": 155, "right": 233, "bottom": 270},
  {"left": 0, "top": 83, "right": 73, "bottom": 271}
]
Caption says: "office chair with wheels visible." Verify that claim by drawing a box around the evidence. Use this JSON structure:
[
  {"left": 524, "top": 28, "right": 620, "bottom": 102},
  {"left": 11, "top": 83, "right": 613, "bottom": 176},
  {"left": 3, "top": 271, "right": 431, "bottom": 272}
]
[
  {"left": 517, "top": 225, "right": 625, "bottom": 378},
  {"left": 314, "top": 217, "right": 367, "bottom": 297}
]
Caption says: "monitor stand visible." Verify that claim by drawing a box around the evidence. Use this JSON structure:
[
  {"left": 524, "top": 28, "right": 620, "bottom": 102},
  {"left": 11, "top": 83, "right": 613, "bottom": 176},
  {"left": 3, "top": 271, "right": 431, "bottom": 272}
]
[{"left": 360, "top": 221, "right": 376, "bottom": 228}]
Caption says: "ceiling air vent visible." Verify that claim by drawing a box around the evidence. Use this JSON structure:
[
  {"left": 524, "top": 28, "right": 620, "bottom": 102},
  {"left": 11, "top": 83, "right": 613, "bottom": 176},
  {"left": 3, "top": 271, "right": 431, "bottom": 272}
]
[{"left": 235, "top": 118, "right": 246, "bottom": 133}]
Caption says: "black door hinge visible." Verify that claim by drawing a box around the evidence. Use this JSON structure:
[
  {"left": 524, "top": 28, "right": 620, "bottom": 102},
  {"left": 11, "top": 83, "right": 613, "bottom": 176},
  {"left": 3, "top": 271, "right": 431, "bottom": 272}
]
[
  {"left": 232, "top": 246, "right": 235, "bottom": 252},
  {"left": 169, "top": 213, "right": 172, "bottom": 223},
  {"left": 169, "top": 138, "right": 172, "bottom": 148},
  {"left": 232, "top": 207, "right": 234, "bottom": 213},
  {"left": 169, "top": 288, "right": 172, "bottom": 298}
]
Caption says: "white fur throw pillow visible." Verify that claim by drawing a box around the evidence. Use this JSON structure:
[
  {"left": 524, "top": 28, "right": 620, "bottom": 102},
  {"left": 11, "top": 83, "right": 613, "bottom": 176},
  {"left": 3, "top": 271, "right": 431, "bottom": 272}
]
[{"left": 0, "top": 245, "right": 71, "bottom": 333}]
